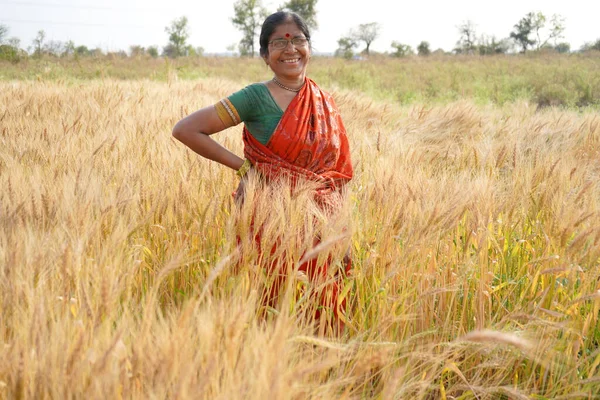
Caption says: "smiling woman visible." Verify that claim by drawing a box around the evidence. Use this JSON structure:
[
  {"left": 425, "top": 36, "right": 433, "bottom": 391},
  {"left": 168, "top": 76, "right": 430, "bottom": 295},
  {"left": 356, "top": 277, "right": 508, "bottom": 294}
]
[{"left": 172, "top": 11, "right": 353, "bottom": 333}]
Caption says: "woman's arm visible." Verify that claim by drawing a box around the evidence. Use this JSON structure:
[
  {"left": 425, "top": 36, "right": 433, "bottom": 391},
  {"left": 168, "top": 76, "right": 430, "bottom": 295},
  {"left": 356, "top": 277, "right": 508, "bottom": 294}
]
[{"left": 172, "top": 105, "right": 244, "bottom": 171}]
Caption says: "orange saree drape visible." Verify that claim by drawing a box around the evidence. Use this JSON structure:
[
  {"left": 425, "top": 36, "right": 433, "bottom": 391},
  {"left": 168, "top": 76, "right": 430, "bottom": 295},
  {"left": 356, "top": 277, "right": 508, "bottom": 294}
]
[{"left": 240, "top": 78, "right": 353, "bottom": 320}]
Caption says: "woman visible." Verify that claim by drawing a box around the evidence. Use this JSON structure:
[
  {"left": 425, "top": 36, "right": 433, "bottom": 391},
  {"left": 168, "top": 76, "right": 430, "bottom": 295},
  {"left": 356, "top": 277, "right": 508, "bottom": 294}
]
[{"left": 172, "top": 11, "right": 353, "bottom": 329}]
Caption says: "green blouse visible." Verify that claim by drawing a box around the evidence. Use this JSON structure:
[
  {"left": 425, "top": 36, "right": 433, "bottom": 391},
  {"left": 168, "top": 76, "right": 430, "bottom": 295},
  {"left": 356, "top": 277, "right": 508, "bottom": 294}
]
[{"left": 227, "top": 83, "right": 283, "bottom": 145}]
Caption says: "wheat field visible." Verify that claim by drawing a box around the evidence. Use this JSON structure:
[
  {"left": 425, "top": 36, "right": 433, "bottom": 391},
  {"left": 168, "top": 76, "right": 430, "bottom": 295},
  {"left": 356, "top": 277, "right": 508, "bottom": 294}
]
[{"left": 1, "top": 71, "right": 600, "bottom": 399}]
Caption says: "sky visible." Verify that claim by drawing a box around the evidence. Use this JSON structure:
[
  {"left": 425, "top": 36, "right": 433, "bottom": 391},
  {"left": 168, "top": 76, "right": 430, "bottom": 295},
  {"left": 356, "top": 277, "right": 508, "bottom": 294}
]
[{"left": 1, "top": 0, "right": 599, "bottom": 54}]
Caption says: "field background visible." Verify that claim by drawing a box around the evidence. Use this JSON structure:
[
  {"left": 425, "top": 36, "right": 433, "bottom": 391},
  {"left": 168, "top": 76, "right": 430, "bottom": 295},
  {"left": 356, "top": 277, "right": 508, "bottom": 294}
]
[{"left": 1, "top": 54, "right": 600, "bottom": 399}]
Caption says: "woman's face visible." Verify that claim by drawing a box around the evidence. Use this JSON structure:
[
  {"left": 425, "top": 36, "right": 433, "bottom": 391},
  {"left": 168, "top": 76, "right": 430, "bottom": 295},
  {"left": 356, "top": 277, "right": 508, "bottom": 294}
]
[{"left": 264, "top": 21, "right": 310, "bottom": 81}]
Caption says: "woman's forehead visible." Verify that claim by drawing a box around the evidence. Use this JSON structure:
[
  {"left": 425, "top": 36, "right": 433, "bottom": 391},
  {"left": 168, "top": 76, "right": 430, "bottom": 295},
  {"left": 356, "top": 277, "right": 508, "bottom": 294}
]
[{"left": 270, "top": 22, "right": 302, "bottom": 38}]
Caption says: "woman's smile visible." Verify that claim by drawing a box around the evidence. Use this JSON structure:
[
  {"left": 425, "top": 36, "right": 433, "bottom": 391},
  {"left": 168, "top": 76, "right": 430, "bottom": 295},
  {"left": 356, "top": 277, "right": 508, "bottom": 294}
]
[{"left": 265, "top": 21, "right": 310, "bottom": 83}]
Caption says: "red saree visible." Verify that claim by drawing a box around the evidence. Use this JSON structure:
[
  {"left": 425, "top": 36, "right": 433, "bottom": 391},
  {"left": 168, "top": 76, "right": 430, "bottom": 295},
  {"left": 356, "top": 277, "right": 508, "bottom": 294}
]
[{"left": 240, "top": 78, "right": 353, "bottom": 322}]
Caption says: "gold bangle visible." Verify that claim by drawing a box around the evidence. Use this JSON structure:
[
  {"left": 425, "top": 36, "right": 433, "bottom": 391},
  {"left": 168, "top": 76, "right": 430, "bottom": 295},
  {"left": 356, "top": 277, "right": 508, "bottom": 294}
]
[{"left": 236, "top": 159, "right": 251, "bottom": 178}]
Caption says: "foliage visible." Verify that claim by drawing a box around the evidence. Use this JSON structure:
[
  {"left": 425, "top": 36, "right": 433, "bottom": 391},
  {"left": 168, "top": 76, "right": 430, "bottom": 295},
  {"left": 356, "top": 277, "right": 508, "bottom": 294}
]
[
  {"left": 510, "top": 12, "right": 565, "bottom": 53},
  {"left": 2, "top": 54, "right": 600, "bottom": 109},
  {"left": 164, "top": 16, "right": 190, "bottom": 58},
  {"left": 390, "top": 41, "right": 413, "bottom": 57},
  {"left": 147, "top": 46, "right": 159, "bottom": 58},
  {"left": 130, "top": 45, "right": 146, "bottom": 57},
  {"left": 32, "top": 30, "right": 46, "bottom": 58},
  {"left": 187, "top": 45, "right": 205, "bottom": 57},
  {"left": 0, "top": 44, "right": 20, "bottom": 62},
  {"left": 231, "top": 0, "right": 267, "bottom": 57},
  {"left": 0, "top": 24, "right": 8, "bottom": 44},
  {"left": 455, "top": 20, "right": 477, "bottom": 55},
  {"left": 0, "top": 25, "right": 23, "bottom": 63},
  {"left": 417, "top": 41, "right": 431, "bottom": 56},
  {"left": 510, "top": 14, "right": 535, "bottom": 53},
  {"left": 579, "top": 38, "right": 600, "bottom": 52},
  {"left": 554, "top": 42, "right": 571, "bottom": 54},
  {"left": 6, "top": 36, "right": 20, "bottom": 49},
  {"left": 335, "top": 36, "right": 357, "bottom": 59},
  {"left": 75, "top": 45, "right": 91, "bottom": 57},
  {"left": 278, "top": 0, "right": 318, "bottom": 31},
  {"left": 352, "top": 22, "right": 380, "bottom": 55},
  {"left": 477, "top": 35, "right": 510, "bottom": 55},
  {"left": 531, "top": 13, "right": 565, "bottom": 50}
]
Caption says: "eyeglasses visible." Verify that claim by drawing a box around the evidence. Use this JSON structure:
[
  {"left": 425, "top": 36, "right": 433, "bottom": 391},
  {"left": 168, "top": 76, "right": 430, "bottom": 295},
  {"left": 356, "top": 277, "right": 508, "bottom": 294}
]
[{"left": 268, "top": 37, "right": 309, "bottom": 50}]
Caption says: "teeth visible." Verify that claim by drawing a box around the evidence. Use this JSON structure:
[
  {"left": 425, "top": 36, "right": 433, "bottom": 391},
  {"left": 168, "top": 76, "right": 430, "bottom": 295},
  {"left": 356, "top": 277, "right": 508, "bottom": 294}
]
[{"left": 282, "top": 59, "right": 299, "bottom": 63}]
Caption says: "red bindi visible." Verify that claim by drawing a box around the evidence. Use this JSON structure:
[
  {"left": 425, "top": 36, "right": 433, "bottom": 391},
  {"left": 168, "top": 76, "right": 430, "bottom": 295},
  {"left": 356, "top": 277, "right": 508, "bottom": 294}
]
[{"left": 285, "top": 33, "right": 290, "bottom": 38}]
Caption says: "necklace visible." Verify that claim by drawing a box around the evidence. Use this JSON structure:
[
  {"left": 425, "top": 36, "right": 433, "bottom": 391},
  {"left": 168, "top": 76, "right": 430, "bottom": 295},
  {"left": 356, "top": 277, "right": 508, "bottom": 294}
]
[{"left": 272, "top": 77, "right": 304, "bottom": 93}]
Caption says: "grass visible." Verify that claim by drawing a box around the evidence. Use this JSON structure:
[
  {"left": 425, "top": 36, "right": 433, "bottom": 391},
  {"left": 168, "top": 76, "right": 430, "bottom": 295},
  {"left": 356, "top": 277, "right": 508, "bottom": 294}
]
[
  {"left": 0, "top": 59, "right": 599, "bottom": 398},
  {"left": 1, "top": 52, "right": 600, "bottom": 108}
]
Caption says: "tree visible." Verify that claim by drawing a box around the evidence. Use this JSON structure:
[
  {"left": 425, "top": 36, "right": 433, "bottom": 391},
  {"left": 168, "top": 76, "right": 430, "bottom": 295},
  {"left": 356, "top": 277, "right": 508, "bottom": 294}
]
[
  {"left": 130, "top": 45, "right": 146, "bottom": 57},
  {"left": 226, "top": 43, "right": 238, "bottom": 56},
  {"left": 231, "top": 0, "right": 267, "bottom": 57},
  {"left": 543, "top": 14, "right": 566, "bottom": 49},
  {"left": 62, "top": 40, "right": 75, "bottom": 57},
  {"left": 477, "top": 35, "right": 510, "bottom": 55},
  {"left": 0, "top": 24, "right": 8, "bottom": 44},
  {"left": 353, "top": 22, "right": 380, "bottom": 55},
  {"left": 417, "top": 41, "right": 430, "bottom": 56},
  {"left": 164, "top": 16, "right": 190, "bottom": 58},
  {"left": 554, "top": 42, "right": 570, "bottom": 54},
  {"left": 186, "top": 45, "right": 204, "bottom": 57},
  {"left": 7, "top": 37, "right": 21, "bottom": 49},
  {"left": 75, "top": 45, "right": 90, "bottom": 57},
  {"left": 335, "top": 36, "right": 357, "bottom": 59},
  {"left": 147, "top": 46, "right": 159, "bottom": 58},
  {"left": 456, "top": 20, "right": 477, "bottom": 54},
  {"left": 510, "top": 13, "right": 536, "bottom": 53},
  {"left": 510, "top": 12, "right": 565, "bottom": 53},
  {"left": 32, "top": 30, "right": 46, "bottom": 57},
  {"left": 390, "top": 41, "right": 413, "bottom": 57},
  {"left": 530, "top": 12, "right": 565, "bottom": 50},
  {"left": 44, "top": 40, "right": 64, "bottom": 57},
  {"left": 579, "top": 39, "right": 600, "bottom": 52},
  {"left": 278, "top": 0, "right": 318, "bottom": 31}
]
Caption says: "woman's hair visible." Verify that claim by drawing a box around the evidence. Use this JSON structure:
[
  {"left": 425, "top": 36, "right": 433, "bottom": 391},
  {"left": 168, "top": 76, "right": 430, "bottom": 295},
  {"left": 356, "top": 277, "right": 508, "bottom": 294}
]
[{"left": 259, "top": 11, "right": 311, "bottom": 58}]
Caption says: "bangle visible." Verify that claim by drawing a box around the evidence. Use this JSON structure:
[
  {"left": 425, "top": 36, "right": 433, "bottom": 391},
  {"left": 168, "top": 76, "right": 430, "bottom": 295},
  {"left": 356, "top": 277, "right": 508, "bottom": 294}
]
[{"left": 236, "top": 159, "right": 252, "bottom": 178}]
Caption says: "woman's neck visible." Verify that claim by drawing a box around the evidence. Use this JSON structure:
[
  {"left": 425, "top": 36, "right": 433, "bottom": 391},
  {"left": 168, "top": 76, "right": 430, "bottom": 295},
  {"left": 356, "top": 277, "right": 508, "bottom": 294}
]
[{"left": 273, "top": 74, "right": 305, "bottom": 90}]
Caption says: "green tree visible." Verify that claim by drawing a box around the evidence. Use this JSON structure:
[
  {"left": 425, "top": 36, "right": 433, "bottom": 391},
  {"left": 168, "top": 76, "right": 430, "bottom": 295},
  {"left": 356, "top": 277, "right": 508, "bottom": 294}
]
[
  {"left": 529, "top": 12, "right": 565, "bottom": 50},
  {"left": 353, "top": 22, "right": 380, "bottom": 55},
  {"left": 32, "top": 30, "right": 46, "bottom": 57},
  {"left": 75, "top": 45, "right": 90, "bottom": 57},
  {"left": 456, "top": 20, "right": 477, "bottom": 54},
  {"left": 0, "top": 24, "right": 8, "bottom": 44},
  {"left": 510, "top": 13, "right": 536, "bottom": 53},
  {"left": 390, "top": 41, "right": 413, "bottom": 57},
  {"left": 232, "top": 0, "right": 267, "bottom": 57},
  {"left": 543, "top": 14, "right": 566, "bottom": 49},
  {"left": 129, "top": 45, "right": 146, "bottom": 57},
  {"left": 278, "top": 0, "right": 318, "bottom": 30},
  {"left": 62, "top": 40, "right": 75, "bottom": 57},
  {"left": 164, "top": 16, "right": 190, "bottom": 58},
  {"left": 334, "top": 36, "right": 357, "bottom": 59},
  {"left": 579, "top": 39, "right": 600, "bottom": 52},
  {"left": 477, "top": 35, "right": 510, "bottom": 55},
  {"left": 417, "top": 41, "right": 430, "bottom": 56},
  {"left": 147, "top": 46, "right": 159, "bottom": 58},
  {"left": 510, "top": 12, "right": 564, "bottom": 53},
  {"left": 7, "top": 37, "right": 20, "bottom": 49},
  {"left": 44, "top": 40, "right": 64, "bottom": 57},
  {"left": 554, "top": 42, "right": 570, "bottom": 54},
  {"left": 186, "top": 45, "right": 204, "bottom": 57}
]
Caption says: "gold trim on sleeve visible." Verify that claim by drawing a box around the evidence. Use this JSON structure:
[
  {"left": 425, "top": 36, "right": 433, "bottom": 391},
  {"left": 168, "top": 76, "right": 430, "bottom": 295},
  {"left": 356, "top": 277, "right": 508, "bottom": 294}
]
[{"left": 215, "top": 99, "right": 241, "bottom": 127}]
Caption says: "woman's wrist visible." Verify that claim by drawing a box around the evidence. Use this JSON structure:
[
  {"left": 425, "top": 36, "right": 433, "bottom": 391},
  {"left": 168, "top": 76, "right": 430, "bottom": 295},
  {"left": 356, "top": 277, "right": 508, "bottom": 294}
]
[{"left": 236, "top": 159, "right": 252, "bottom": 178}]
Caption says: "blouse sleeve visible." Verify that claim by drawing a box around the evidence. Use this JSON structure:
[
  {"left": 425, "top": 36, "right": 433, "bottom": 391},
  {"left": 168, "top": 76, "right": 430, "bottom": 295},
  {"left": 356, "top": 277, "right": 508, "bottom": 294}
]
[{"left": 214, "top": 85, "right": 256, "bottom": 128}]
